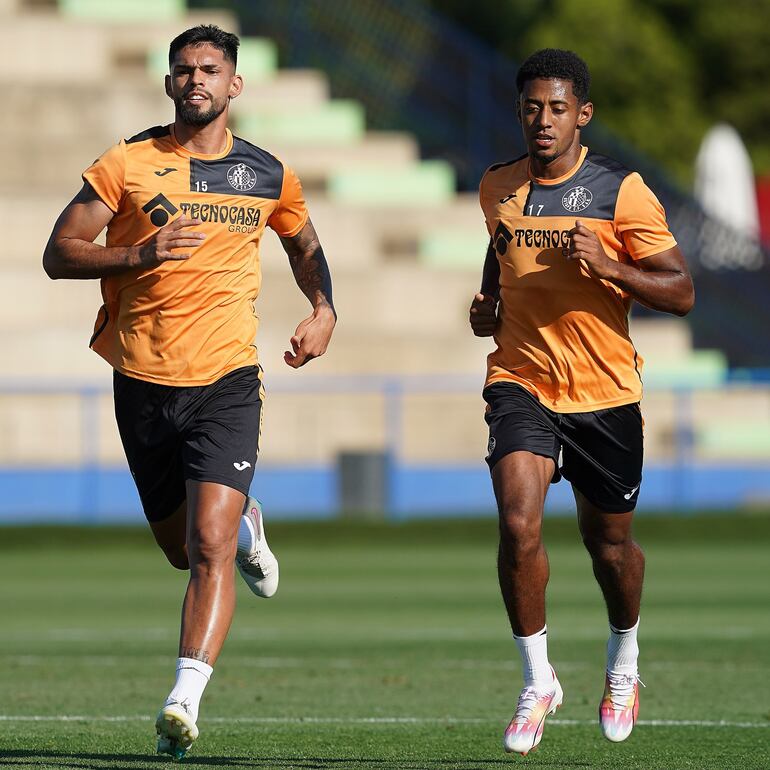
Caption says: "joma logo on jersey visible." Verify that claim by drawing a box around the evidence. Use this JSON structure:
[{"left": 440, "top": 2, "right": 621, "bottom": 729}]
[
  {"left": 178, "top": 202, "right": 261, "bottom": 232},
  {"left": 142, "top": 194, "right": 178, "bottom": 227}
]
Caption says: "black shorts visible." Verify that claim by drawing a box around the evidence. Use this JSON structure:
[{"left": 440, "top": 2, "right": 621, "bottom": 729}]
[
  {"left": 114, "top": 365, "right": 263, "bottom": 522},
  {"left": 483, "top": 382, "right": 643, "bottom": 512}
]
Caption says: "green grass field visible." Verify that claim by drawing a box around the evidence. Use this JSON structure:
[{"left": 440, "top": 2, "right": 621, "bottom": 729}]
[{"left": 1, "top": 514, "right": 768, "bottom": 769}]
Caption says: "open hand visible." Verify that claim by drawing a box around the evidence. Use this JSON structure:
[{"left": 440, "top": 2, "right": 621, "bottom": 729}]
[
  {"left": 137, "top": 216, "right": 205, "bottom": 266},
  {"left": 284, "top": 305, "right": 336, "bottom": 368}
]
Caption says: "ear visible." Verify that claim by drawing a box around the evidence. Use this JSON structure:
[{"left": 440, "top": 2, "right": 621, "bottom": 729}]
[
  {"left": 516, "top": 96, "right": 523, "bottom": 125},
  {"left": 577, "top": 100, "right": 593, "bottom": 129},
  {"left": 164, "top": 74, "right": 173, "bottom": 100},
  {"left": 229, "top": 74, "right": 243, "bottom": 101}
]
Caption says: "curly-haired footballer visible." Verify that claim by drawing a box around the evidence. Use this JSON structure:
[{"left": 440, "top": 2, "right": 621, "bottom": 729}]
[{"left": 469, "top": 48, "right": 693, "bottom": 755}]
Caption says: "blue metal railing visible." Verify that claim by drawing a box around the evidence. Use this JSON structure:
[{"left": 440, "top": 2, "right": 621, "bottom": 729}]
[{"left": 1, "top": 377, "right": 769, "bottom": 521}]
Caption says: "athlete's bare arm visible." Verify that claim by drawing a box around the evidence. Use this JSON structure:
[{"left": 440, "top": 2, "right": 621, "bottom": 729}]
[
  {"left": 278, "top": 217, "right": 336, "bottom": 368},
  {"left": 568, "top": 220, "right": 695, "bottom": 316},
  {"left": 43, "top": 182, "right": 205, "bottom": 279},
  {"left": 470, "top": 238, "right": 500, "bottom": 337}
]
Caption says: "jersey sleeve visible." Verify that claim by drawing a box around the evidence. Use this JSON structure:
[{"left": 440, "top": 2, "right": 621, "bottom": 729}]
[
  {"left": 267, "top": 164, "right": 309, "bottom": 238},
  {"left": 82, "top": 141, "right": 126, "bottom": 213},
  {"left": 478, "top": 169, "right": 495, "bottom": 237},
  {"left": 615, "top": 172, "right": 677, "bottom": 260}
]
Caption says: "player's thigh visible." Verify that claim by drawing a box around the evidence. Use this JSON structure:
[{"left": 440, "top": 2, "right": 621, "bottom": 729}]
[
  {"left": 483, "top": 382, "right": 559, "bottom": 525},
  {"left": 561, "top": 402, "right": 643, "bottom": 513},
  {"left": 113, "top": 370, "right": 187, "bottom": 523},
  {"left": 148, "top": 499, "right": 189, "bottom": 569},
  {"left": 182, "top": 365, "right": 263, "bottom": 497},
  {"left": 483, "top": 382, "right": 561, "bottom": 470},
  {"left": 184, "top": 480, "right": 245, "bottom": 564},
  {"left": 573, "top": 487, "right": 635, "bottom": 548},
  {"left": 492, "top": 451, "right": 556, "bottom": 520}
]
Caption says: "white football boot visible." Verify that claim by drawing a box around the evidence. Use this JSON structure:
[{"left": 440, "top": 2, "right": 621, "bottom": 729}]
[
  {"left": 236, "top": 497, "right": 279, "bottom": 598},
  {"left": 600, "top": 670, "right": 644, "bottom": 742},
  {"left": 503, "top": 667, "right": 563, "bottom": 756},
  {"left": 156, "top": 699, "right": 198, "bottom": 761}
]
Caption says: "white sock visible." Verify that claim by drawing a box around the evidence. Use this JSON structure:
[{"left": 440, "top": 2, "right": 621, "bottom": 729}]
[
  {"left": 513, "top": 625, "right": 552, "bottom": 688},
  {"left": 607, "top": 618, "right": 639, "bottom": 675},
  {"left": 165, "top": 657, "right": 213, "bottom": 722},
  {"left": 237, "top": 514, "right": 255, "bottom": 556}
]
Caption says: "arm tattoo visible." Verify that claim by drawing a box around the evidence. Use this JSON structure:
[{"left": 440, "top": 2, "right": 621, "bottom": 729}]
[
  {"left": 280, "top": 219, "right": 336, "bottom": 317},
  {"left": 180, "top": 646, "right": 210, "bottom": 664}
]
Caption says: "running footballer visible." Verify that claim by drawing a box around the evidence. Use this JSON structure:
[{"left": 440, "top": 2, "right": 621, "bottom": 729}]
[
  {"left": 43, "top": 25, "right": 336, "bottom": 760},
  {"left": 469, "top": 48, "right": 694, "bottom": 755}
]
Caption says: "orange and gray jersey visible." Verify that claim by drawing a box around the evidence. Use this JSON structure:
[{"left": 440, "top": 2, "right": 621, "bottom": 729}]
[
  {"left": 479, "top": 145, "right": 677, "bottom": 413},
  {"left": 83, "top": 124, "right": 308, "bottom": 386}
]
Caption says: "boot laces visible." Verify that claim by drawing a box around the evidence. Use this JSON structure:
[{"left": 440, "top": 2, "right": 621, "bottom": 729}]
[
  {"left": 606, "top": 672, "right": 645, "bottom": 711},
  {"left": 238, "top": 548, "right": 265, "bottom": 575},
  {"left": 513, "top": 686, "right": 550, "bottom": 724}
]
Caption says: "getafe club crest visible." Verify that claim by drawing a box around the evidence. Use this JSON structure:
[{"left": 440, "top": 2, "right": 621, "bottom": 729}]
[
  {"left": 562, "top": 185, "right": 593, "bottom": 213},
  {"left": 227, "top": 163, "right": 257, "bottom": 192}
]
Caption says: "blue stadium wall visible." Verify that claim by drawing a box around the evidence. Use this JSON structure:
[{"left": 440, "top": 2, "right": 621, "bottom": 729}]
[{"left": 1, "top": 463, "right": 769, "bottom": 523}]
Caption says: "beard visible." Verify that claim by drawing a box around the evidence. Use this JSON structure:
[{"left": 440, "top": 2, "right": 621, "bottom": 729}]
[
  {"left": 176, "top": 93, "right": 228, "bottom": 127},
  {"left": 530, "top": 141, "right": 560, "bottom": 164},
  {"left": 531, "top": 147, "right": 565, "bottom": 168}
]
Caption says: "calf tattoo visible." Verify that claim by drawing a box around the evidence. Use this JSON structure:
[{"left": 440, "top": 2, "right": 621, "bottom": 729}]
[{"left": 180, "top": 646, "right": 210, "bottom": 664}]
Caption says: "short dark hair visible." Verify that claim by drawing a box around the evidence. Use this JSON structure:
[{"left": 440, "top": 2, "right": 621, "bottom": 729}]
[
  {"left": 516, "top": 49, "right": 591, "bottom": 104},
  {"left": 168, "top": 24, "right": 240, "bottom": 68}
]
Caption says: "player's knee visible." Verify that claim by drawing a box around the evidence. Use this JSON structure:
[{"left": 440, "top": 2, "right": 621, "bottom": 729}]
[
  {"left": 581, "top": 532, "right": 628, "bottom": 567},
  {"left": 499, "top": 504, "right": 541, "bottom": 555},
  {"left": 188, "top": 526, "right": 235, "bottom": 568}
]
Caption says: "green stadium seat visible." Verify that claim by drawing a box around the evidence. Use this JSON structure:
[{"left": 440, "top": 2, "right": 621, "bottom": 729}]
[
  {"left": 236, "top": 37, "right": 279, "bottom": 81},
  {"left": 236, "top": 100, "right": 365, "bottom": 145},
  {"left": 147, "top": 37, "right": 277, "bottom": 81},
  {"left": 60, "top": 0, "right": 185, "bottom": 22},
  {"left": 419, "top": 229, "right": 488, "bottom": 267},
  {"left": 147, "top": 47, "right": 171, "bottom": 81},
  {"left": 328, "top": 160, "right": 456, "bottom": 206},
  {"left": 642, "top": 350, "right": 727, "bottom": 389}
]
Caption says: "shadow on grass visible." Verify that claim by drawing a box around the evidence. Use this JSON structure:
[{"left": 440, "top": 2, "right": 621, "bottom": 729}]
[{"left": 0, "top": 749, "right": 594, "bottom": 769}]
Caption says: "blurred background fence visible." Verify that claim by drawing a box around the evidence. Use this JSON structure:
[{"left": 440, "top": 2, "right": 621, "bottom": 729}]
[
  {"left": 1, "top": 0, "right": 769, "bottom": 522},
  {"left": 2, "top": 376, "right": 769, "bottom": 521}
]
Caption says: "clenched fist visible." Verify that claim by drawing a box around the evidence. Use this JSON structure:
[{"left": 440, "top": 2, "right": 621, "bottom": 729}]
[{"left": 469, "top": 293, "right": 498, "bottom": 337}]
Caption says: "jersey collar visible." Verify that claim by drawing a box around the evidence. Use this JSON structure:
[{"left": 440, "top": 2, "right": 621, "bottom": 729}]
[
  {"left": 529, "top": 145, "right": 588, "bottom": 186},
  {"left": 168, "top": 125, "right": 234, "bottom": 160}
]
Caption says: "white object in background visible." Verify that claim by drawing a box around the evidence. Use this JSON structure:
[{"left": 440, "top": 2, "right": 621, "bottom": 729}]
[{"left": 694, "top": 123, "right": 759, "bottom": 238}]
